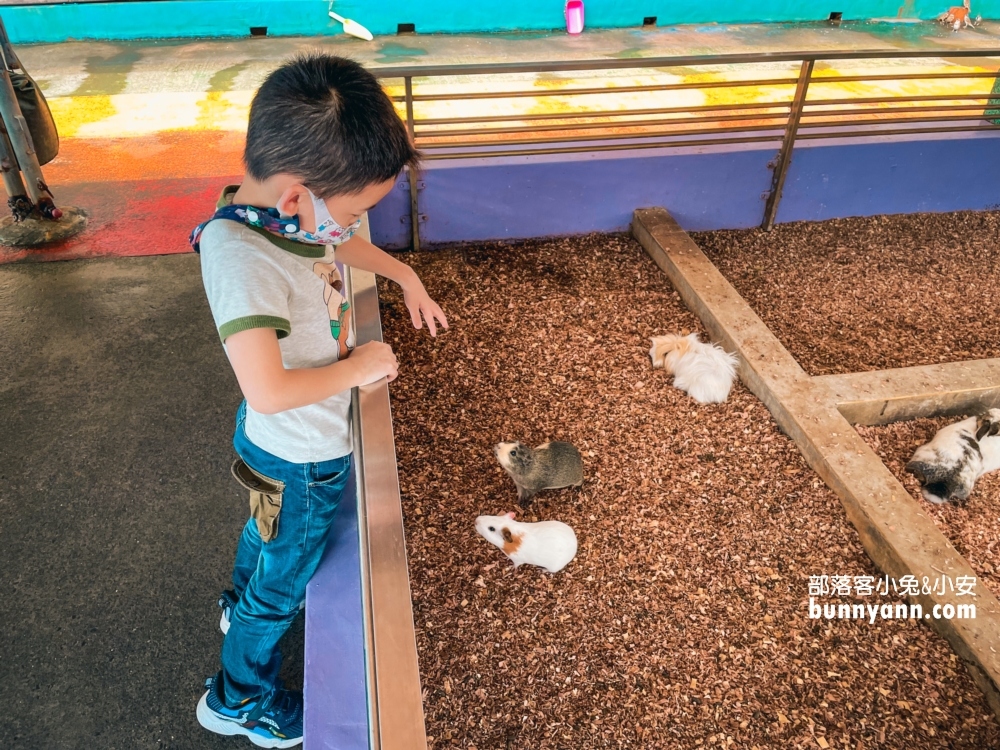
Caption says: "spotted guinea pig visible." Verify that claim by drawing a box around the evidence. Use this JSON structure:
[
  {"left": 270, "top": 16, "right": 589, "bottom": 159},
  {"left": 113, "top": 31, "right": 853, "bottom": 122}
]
[
  {"left": 475, "top": 512, "right": 578, "bottom": 573},
  {"left": 905, "top": 408, "right": 1000, "bottom": 503}
]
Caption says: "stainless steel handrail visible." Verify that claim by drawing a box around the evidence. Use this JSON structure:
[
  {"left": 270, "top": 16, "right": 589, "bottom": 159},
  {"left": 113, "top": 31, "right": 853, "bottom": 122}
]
[{"left": 349, "top": 215, "right": 427, "bottom": 750}]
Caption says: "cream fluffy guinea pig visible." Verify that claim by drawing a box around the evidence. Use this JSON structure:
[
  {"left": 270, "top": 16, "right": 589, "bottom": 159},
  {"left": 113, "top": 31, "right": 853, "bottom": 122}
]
[{"left": 475, "top": 512, "right": 578, "bottom": 573}]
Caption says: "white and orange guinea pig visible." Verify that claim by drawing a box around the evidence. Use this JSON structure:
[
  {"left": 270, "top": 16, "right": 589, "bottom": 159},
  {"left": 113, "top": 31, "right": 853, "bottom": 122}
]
[
  {"left": 475, "top": 512, "right": 578, "bottom": 573},
  {"left": 649, "top": 332, "right": 738, "bottom": 404}
]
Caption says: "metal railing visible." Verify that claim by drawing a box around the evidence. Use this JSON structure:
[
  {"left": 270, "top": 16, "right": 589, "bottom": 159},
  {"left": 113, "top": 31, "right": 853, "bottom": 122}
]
[
  {"left": 371, "top": 47, "right": 1000, "bottom": 240},
  {"left": 348, "top": 213, "right": 427, "bottom": 750}
]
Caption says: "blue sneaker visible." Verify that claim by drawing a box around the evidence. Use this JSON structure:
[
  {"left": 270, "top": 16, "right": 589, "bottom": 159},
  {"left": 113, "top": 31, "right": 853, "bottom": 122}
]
[
  {"left": 220, "top": 591, "right": 305, "bottom": 635},
  {"left": 196, "top": 672, "right": 303, "bottom": 748}
]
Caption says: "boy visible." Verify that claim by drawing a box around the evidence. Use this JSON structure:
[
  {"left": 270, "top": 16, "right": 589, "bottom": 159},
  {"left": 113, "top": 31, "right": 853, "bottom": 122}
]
[{"left": 190, "top": 54, "right": 447, "bottom": 748}]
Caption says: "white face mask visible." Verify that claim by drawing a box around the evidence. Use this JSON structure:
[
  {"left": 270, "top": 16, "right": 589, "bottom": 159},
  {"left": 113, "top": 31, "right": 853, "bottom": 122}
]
[{"left": 283, "top": 188, "right": 361, "bottom": 246}]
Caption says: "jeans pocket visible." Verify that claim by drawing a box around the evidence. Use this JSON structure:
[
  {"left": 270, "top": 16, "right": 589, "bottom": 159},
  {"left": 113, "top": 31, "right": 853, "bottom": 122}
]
[
  {"left": 231, "top": 458, "right": 285, "bottom": 543},
  {"left": 308, "top": 457, "right": 351, "bottom": 488}
]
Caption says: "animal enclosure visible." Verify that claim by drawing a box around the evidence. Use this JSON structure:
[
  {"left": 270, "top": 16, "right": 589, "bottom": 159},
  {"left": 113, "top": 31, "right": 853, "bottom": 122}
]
[{"left": 378, "top": 232, "right": 999, "bottom": 749}]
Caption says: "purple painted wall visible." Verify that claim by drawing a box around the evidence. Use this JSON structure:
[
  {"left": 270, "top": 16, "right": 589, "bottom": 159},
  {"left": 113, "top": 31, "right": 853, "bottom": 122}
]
[
  {"left": 369, "top": 177, "right": 414, "bottom": 250},
  {"left": 776, "top": 131, "right": 1000, "bottom": 222},
  {"left": 370, "top": 145, "right": 778, "bottom": 248},
  {"left": 303, "top": 469, "right": 369, "bottom": 750},
  {"left": 368, "top": 129, "right": 1000, "bottom": 249}
]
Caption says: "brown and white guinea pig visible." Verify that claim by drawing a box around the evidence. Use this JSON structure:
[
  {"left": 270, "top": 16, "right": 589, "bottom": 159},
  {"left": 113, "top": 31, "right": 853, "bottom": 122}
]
[
  {"left": 905, "top": 408, "right": 1000, "bottom": 504},
  {"left": 493, "top": 441, "right": 584, "bottom": 507},
  {"left": 475, "top": 512, "right": 578, "bottom": 573}
]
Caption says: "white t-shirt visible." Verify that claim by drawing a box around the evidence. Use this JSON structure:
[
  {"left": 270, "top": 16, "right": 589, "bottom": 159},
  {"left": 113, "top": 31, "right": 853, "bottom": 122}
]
[{"left": 199, "top": 214, "right": 355, "bottom": 463}]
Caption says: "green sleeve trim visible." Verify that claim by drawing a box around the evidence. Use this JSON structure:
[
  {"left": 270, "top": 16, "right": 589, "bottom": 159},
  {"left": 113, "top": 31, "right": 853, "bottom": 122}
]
[{"left": 218, "top": 315, "right": 291, "bottom": 342}]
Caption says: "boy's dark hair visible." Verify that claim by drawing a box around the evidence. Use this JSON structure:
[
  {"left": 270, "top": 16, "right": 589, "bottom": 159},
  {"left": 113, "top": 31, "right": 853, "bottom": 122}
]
[{"left": 245, "top": 54, "right": 419, "bottom": 197}]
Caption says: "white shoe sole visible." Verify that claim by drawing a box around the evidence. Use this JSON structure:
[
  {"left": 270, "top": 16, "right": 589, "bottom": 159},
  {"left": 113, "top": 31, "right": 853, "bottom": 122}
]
[{"left": 196, "top": 691, "right": 302, "bottom": 748}]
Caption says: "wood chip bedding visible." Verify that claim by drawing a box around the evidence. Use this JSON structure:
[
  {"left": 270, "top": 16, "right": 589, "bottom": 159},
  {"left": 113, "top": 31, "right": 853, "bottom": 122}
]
[{"left": 378, "top": 232, "right": 999, "bottom": 749}]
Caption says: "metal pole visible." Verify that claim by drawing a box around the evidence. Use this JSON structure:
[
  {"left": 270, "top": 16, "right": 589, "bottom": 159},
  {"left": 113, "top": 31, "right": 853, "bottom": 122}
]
[
  {"left": 0, "top": 23, "right": 20, "bottom": 73},
  {"left": 404, "top": 76, "right": 421, "bottom": 252},
  {"left": 0, "top": 16, "right": 60, "bottom": 220},
  {"left": 0, "top": 125, "right": 31, "bottom": 220},
  {"left": 761, "top": 59, "right": 813, "bottom": 231}
]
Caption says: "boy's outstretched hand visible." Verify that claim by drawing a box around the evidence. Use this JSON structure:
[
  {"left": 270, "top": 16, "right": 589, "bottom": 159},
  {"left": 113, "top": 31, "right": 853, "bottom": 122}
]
[
  {"left": 402, "top": 277, "right": 449, "bottom": 337},
  {"left": 333, "top": 235, "right": 447, "bottom": 336}
]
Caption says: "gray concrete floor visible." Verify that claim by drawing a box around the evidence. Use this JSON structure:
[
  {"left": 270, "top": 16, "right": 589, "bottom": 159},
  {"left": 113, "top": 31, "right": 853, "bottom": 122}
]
[{"left": 0, "top": 254, "right": 302, "bottom": 749}]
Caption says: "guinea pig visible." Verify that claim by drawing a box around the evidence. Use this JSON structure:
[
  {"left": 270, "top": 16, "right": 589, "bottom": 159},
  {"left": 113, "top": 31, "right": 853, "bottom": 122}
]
[
  {"left": 649, "top": 332, "right": 738, "bottom": 404},
  {"left": 475, "top": 512, "right": 578, "bottom": 573},
  {"left": 493, "top": 440, "right": 584, "bottom": 506},
  {"left": 905, "top": 408, "right": 1000, "bottom": 504}
]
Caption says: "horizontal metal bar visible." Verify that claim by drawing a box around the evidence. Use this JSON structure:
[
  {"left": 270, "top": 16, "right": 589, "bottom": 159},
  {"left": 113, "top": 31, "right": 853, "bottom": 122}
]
[
  {"left": 415, "top": 110, "right": 791, "bottom": 138},
  {"left": 811, "top": 70, "right": 1000, "bottom": 84},
  {"left": 389, "top": 83, "right": 785, "bottom": 103},
  {"left": 368, "top": 48, "right": 1000, "bottom": 80},
  {"left": 420, "top": 133, "right": 786, "bottom": 159},
  {"left": 796, "top": 124, "right": 1000, "bottom": 140},
  {"left": 417, "top": 122, "right": 787, "bottom": 150},
  {"left": 408, "top": 77, "right": 798, "bottom": 101},
  {"left": 801, "top": 103, "right": 1000, "bottom": 117},
  {"left": 807, "top": 93, "right": 998, "bottom": 106},
  {"left": 392, "top": 77, "right": 999, "bottom": 106},
  {"left": 416, "top": 110, "right": 1000, "bottom": 147},
  {"left": 413, "top": 100, "right": 793, "bottom": 126},
  {"left": 799, "top": 113, "right": 997, "bottom": 129},
  {"left": 416, "top": 121, "right": 1000, "bottom": 160}
]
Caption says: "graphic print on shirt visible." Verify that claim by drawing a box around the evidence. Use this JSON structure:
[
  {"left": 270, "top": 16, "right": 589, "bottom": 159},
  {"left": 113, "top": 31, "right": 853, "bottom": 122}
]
[{"left": 312, "top": 261, "right": 352, "bottom": 359}]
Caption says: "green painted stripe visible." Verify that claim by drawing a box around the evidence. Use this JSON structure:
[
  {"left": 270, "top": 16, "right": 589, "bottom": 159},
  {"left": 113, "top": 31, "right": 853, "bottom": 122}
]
[
  {"left": 219, "top": 314, "right": 291, "bottom": 342},
  {"left": 4, "top": 1, "right": 1000, "bottom": 45}
]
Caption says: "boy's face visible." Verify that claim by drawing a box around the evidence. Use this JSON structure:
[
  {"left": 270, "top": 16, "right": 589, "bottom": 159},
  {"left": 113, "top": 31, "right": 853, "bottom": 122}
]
[{"left": 283, "top": 177, "right": 396, "bottom": 233}]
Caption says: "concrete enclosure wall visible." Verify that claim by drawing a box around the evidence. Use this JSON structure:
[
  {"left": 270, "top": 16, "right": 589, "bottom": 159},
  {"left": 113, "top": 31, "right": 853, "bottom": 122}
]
[
  {"left": 367, "top": 131, "right": 1000, "bottom": 249},
  {"left": 4, "top": 0, "right": 1000, "bottom": 44}
]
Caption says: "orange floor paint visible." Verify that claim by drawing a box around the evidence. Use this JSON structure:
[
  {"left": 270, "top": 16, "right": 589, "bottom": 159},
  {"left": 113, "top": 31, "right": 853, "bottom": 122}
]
[
  {"left": 1, "top": 178, "right": 235, "bottom": 264},
  {"left": 45, "top": 131, "right": 245, "bottom": 185}
]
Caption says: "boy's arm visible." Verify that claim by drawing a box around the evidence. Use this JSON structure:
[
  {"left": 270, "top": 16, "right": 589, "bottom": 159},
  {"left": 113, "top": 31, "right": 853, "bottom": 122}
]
[
  {"left": 334, "top": 233, "right": 418, "bottom": 287},
  {"left": 225, "top": 328, "right": 398, "bottom": 415},
  {"left": 334, "top": 234, "right": 449, "bottom": 336}
]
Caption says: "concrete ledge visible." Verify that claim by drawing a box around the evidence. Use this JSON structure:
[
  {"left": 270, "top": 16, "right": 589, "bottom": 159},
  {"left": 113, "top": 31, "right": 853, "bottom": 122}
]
[
  {"left": 8, "top": 4, "right": 1000, "bottom": 45},
  {"left": 632, "top": 206, "right": 1000, "bottom": 718},
  {"left": 814, "top": 359, "right": 1000, "bottom": 425}
]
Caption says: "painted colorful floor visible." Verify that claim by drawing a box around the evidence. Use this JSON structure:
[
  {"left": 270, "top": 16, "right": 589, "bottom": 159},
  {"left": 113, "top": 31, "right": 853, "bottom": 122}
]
[{"left": 2, "top": 19, "right": 1000, "bottom": 263}]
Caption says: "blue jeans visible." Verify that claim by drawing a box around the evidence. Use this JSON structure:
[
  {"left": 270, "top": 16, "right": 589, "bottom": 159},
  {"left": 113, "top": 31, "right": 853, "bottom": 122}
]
[{"left": 221, "top": 401, "right": 352, "bottom": 705}]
